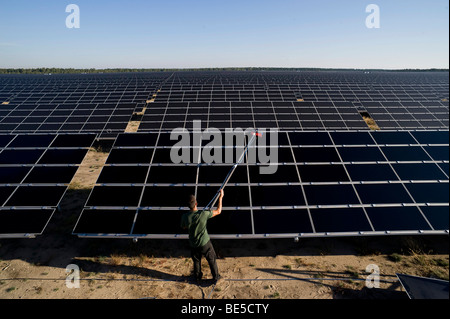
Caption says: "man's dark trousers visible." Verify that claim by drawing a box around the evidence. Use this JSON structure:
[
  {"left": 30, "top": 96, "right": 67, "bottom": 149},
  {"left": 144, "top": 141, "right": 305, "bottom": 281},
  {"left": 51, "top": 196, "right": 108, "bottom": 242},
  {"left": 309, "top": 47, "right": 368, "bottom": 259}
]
[{"left": 191, "top": 240, "right": 219, "bottom": 281}]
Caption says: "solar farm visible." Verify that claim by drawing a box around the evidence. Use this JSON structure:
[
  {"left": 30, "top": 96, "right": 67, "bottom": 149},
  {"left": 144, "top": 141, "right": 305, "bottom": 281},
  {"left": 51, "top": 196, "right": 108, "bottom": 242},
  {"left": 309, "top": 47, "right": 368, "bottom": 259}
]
[{"left": 0, "top": 70, "right": 448, "bottom": 240}]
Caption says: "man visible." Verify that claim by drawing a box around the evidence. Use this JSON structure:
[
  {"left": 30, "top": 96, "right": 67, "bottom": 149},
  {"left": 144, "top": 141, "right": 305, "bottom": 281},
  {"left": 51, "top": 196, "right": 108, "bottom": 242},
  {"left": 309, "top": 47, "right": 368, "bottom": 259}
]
[{"left": 181, "top": 189, "right": 224, "bottom": 283}]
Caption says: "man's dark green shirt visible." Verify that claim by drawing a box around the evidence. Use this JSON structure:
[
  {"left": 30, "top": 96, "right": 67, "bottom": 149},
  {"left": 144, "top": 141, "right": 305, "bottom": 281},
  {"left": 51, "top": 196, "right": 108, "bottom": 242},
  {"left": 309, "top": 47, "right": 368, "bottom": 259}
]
[{"left": 181, "top": 210, "right": 213, "bottom": 248}]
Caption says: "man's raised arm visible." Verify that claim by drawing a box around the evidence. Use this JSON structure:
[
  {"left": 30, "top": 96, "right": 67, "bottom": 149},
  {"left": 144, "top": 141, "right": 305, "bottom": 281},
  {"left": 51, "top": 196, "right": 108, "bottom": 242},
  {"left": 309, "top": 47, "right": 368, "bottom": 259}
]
[{"left": 212, "top": 190, "right": 224, "bottom": 217}]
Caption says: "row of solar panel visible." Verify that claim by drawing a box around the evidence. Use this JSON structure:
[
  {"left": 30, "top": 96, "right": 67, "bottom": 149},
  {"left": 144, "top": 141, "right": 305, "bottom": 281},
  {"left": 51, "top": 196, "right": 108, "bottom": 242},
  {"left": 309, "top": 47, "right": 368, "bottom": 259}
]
[
  {"left": 105, "top": 130, "right": 449, "bottom": 148},
  {"left": 0, "top": 102, "right": 141, "bottom": 111},
  {"left": 0, "top": 85, "right": 160, "bottom": 90},
  {"left": 8, "top": 101, "right": 444, "bottom": 113},
  {"left": 71, "top": 130, "right": 449, "bottom": 237},
  {"left": 138, "top": 120, "right": 370, "bottom": 131},
  {"left": 0, "top": 103, "right": 139, "bottom": 137},
  {"left": 81, "top": 182, "right": 449, "bottom": 209},
  {"left": 0, "top": 134, "right": 96, "bottom": 186},
  {"left": 1, "top": 115, "right": 132, "bottom": 124},
  {"left": 1, "top": 99, "right": 447, "bottom": 135},
  {"left": 138, "top": 116, "right": 447, "bottom": 130},
  {"left": 93, "top": 163, "right": 449, "bottom": 185},
  {"left": 139, "top": 102, "right": 448, "bottom": 113},
  {"left": 103, "top": 145, "right": 448, "bottom": 165},
  {"left": 73, "top": 205, "right": 448, "bottom": 237},
  {"left": 1, "top": 91, "right": 153, "bottom": 97},
  {"left": 155, "top": 93, "right": 445, "bottom": 102},
  {"left": 155, "top": 90, "right": 297, "bottom": 101},
  {"left": 137, "top": 100, "right": 448, "bottom": 131},
  {"left": 1, "top": 113, "right": 446, "bottom": 132},
  {"left": 159, "top": 83, "right": 448, "bottom": 90},
  {"left": 1, "top": 95, "right": 153, "bottom": 105},
  {"left": 1, "top": 185, "right": 68, "bottom": 208},
  {"left": 158, "top": 85, "right": 448, "bottom": 92},
  {"left": 0, "top": 123, "right": 128, "bottom": 138},
  {"left": 0, "top": 133, "right": 96, "bottom": 148},
  {"left": 0, "top": 133, "right": 96, "bottom": 237}
]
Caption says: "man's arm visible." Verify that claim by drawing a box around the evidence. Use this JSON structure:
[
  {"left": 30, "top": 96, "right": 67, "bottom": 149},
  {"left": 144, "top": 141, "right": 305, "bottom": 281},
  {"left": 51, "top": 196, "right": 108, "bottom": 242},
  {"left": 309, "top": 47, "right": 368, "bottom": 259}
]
[{"left": 211, "top": 189, "right": 224, "bottom": 217}]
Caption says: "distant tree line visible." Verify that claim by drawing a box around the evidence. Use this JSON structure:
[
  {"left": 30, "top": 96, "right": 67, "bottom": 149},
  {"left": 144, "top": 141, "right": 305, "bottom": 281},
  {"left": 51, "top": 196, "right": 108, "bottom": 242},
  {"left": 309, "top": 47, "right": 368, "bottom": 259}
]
[{"left": 0, "top": 67, "right": 448, "bottom": 75}]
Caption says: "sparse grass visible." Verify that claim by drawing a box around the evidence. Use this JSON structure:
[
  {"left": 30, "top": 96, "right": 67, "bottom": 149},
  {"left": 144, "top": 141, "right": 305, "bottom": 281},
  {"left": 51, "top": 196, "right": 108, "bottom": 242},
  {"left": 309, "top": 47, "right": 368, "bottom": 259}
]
[
  {"left": 388, "top": 253, "right": 402, "bottom": 263},
  {"left": 294, "top": 258, "right": 305, "bottom": 266},
  {"left": 363, "top": 117, "right": 380, "bottom": 131},
  {"left": 426, "top": 268, "right": 449, "bottom": 281},
  {"left": 345, "top": 266, "right": 360, "bottom": 278},
  {"left": 96, "top": 256, "right": 108, "bottom": 264},
  {"left": 411, "top": 253, "right": 428, "bottom": 266},
  {"left": 313, "top": 272, "right": 325, "bottom": 279},
  {"left": 89, "top": 144, "right": 111, "bottom": 154},
  {"left": 34, "top": 286, "right": 43, "bottom": 294},
  {"left": 125, "top": 121, "right": 141, "bottom": 133},
  {"left": 432, "top": 258, "right": 449, "bottom": 267},
  {"left": 68, "top": 181, "right": 92, "bottom": 190},
  {"left": 403, "top": 252, "right": 450, "bottom": 281},
  {"left": 359, "top": 111, "right": 380, "bottom": 131},
  {"left": 137, "top": 254, "right": 151, "bottom": 266},
  {"left": 271, "top": 291, "right": 280, "bottom": 299},
  {"left": 110, "top": 254, "right": 124, "bottom": 266},
  {"left": 400, "top": 237, "right": 426, "bottom": 255},
  {"left": 6, "top": 287, "right": 16, "bottom": 293}
]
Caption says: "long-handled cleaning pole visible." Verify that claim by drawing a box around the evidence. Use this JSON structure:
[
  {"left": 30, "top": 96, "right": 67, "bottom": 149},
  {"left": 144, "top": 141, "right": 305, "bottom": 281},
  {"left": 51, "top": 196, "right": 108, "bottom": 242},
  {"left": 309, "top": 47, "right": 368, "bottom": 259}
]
[{"left": 203, "top": 130, "right": 262, "bottom": 211}]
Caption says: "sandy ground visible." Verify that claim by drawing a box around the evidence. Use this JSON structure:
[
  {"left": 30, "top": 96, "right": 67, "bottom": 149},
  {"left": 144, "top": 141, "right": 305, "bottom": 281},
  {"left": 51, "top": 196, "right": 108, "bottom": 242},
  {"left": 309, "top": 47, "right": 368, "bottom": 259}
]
[
  {"left": 0, "top": 146, "right": 448, "bottom": 300},
  {"left": 0, "top": 232, "right": 448, "bottom": 300}
]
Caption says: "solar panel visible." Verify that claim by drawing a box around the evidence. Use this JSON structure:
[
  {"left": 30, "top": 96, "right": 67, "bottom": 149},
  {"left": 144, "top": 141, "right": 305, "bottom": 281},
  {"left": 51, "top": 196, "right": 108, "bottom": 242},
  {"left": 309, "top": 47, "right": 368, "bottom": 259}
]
[
  {"left": 0, "top": 73, "right": 173, "bottom": 138},
  {"left": 73, "top": 129, "right": 449, "bottom": 238},
  {"left": 0, "top": 133, "right": 96, "bottom": 238},
  {"left": 2, "top": 71, "right": 449, "bottom": 239}
]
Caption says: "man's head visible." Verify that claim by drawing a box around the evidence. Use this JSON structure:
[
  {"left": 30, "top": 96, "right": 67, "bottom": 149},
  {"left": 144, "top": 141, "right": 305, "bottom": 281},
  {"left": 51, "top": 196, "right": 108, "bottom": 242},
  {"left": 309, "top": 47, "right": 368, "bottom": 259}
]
[{"left": 188, "top": 195, "right": 197, "bottom": 210}]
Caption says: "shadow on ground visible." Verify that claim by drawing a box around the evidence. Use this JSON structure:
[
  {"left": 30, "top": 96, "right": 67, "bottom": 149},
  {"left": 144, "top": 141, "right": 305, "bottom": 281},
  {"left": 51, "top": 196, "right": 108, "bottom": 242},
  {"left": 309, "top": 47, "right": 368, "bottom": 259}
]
[{"left": 256, "top": 267, "right": 408, "bottom": 299}]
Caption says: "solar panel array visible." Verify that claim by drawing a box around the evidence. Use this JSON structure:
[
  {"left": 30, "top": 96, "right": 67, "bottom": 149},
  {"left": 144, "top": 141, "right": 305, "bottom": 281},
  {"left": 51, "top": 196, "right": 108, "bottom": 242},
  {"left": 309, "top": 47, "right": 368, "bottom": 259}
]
[
  {"left": 139, "top": 71, "right": 449, "bottom": 132},
  {"left": 0, "top": 71, "right": 448, "bottom": 239},
  {"left": 0, "top": 73, "right": 172, "bottom": 138},
  {"left": 73, "top": 130, "right": 449, "bottom": 238},
  {"left": 0, "top": 133, "right": 96, "bottom": 237},
  {"left": 160, "top": 71, "right": 449, "bottom": 103},
  {"left": 361, "top": 101, "right": 448, "bottom": 129},
  {"left": 0, "top": 102, "right": 144, "bottom": 138},
  {"left": 138, "top": 101, "right": 370, "bottom": 131}
]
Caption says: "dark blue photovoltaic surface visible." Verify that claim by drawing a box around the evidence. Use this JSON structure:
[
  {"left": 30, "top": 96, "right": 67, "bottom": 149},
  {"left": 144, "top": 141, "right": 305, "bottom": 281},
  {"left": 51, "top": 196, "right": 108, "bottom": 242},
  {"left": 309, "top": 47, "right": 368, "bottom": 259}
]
[
  {"left": 0, "top": 133, "right": 96, "bottom": 236},
  {"left": 4, "top": 72, "right": 444, "bottom": 237}
]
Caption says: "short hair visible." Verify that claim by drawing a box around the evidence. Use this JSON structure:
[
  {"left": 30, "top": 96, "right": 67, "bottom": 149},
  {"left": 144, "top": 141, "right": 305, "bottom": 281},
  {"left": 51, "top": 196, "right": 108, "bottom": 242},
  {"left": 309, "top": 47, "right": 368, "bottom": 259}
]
[{"left": 188, "top": 195, "right": 197, "bottom": 209}]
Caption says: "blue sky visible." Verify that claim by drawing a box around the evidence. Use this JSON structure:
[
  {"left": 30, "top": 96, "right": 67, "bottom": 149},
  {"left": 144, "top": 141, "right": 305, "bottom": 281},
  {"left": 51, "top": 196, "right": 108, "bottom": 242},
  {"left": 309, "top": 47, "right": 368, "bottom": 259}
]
[{"left": 0, "top": 0, "right": 448, "bottom": 69}]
